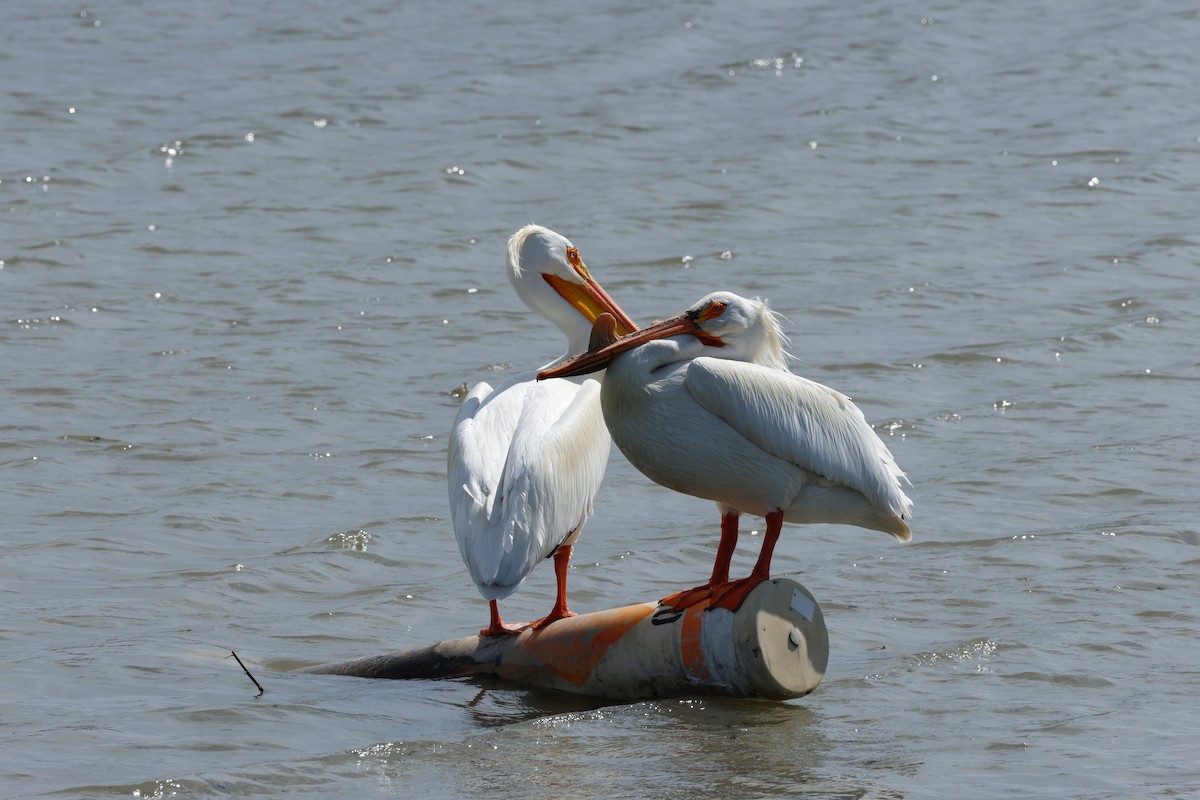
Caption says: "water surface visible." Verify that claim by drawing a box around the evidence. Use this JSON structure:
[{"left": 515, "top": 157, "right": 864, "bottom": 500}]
[{"left": 3, "top": 0, "right": 1198, "bottom": 797}]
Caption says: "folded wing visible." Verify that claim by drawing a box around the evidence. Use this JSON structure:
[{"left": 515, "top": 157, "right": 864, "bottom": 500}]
[
  {"left": 684, "top": 358, "right": 913, "bottom": 526},
  {"left": 449, "top": 376, "right": 610, "bottom": 599}
]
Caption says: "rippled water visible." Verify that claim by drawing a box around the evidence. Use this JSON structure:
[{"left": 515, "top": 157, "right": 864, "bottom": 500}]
[{"left": 4, "top": 1, "right": 1199, "bottom": 797}]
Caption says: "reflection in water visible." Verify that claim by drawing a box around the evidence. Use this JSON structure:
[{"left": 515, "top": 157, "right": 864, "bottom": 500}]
[
  {"left": 265, "top": 675, "right": 890, "bottom": 800},
  {"left": 430, "top": 695, "right": 908, "bottom": 800},
  {"left": 461, "top": 680, "right": 610, "bottom": 728}
]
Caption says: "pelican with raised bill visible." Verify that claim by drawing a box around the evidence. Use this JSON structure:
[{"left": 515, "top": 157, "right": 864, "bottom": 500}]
[
  {"left": 538, "top": 291, "right": 913, "bottom": 612},
  {"left": 449, "top": 225, "right": 637, "bottom": 636}
]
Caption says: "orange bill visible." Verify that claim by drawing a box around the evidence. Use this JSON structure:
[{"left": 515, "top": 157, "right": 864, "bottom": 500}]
[
  {"left": 536, "top": 300, "right": 726, "bottom": 380},
  {"left": 541, "top": 246, "right": 638, "bottom": 336}
]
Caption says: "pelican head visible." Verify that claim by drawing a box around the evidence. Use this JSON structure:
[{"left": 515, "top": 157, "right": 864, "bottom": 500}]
[
  {"left": 506, "top": 225, "right": 637, "bottom": 355},
  {"left": 682, "top": 292, "right": 789, "bottom": 368},
  {"left": 539, "top": 291, "right": 789, "bottom": 380}
]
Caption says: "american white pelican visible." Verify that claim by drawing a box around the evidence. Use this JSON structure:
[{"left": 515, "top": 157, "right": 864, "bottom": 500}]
[
  {"left": 538, "top": 291, "right": 912, "bottom": 612},
  {"left": 449, "top": 225, "right": 637, "bottom": 636}
]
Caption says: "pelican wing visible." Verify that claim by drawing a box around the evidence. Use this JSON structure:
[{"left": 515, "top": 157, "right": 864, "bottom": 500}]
[
  {"left": 684, "top": 358, "right": 913, "bottom": 522},
  {"left": 448, "top": 376, "right": 610, "bottom": 600},
  {"left": 448, "top": 379, "right": 503, "bottom": 532}
]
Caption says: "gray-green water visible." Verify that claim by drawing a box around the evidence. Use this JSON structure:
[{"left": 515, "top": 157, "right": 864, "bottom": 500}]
[{"left": 4, "top": 1, "right": 1198, "bottom": 797}]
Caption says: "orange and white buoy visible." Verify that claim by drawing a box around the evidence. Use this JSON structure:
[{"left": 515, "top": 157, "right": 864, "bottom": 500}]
[{"left": 302, "top": 578, "right": 828, "bottom": 702}]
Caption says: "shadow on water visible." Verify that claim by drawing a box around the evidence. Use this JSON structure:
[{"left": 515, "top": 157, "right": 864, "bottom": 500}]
[{"left": 458, "top": 678, "right": 611, "bottom": 728}]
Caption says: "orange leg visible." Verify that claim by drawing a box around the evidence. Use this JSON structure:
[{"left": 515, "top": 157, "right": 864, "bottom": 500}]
[
  {"left": 530, "top": 545, "right": 578, "bottom": 631},
  {"left": 710, "top": 509, "right": 784, "bottom": 612},
  {"left": 660, "top": 512, "right": 740, "bottom": 611},
  {"left": 480, "top": 599, "right": 525, "bottom": 637},
  {"left": 709, "top": 511, "right": 740, "bottom": 585}
]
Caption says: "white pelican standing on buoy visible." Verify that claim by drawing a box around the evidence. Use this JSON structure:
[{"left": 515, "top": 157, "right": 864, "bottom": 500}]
[
  {"left": 449, "top": 225, "right": 637, "bottom": 636},
  {"left": 538, "top": 291, "right": 912, "bottom": 612}
]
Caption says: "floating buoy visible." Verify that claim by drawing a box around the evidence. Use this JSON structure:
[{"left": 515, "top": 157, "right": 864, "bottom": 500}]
[{"left": 302, "top": 578, "right": 827, "bottom": 701}]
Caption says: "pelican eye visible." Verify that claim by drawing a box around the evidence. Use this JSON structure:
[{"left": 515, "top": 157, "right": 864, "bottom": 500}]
[
  {"left": 565, "top": 246, "right": 591, "bottom": 279},
  {"left": 688, "top": 300, "right": 726, "bottom": 325}
]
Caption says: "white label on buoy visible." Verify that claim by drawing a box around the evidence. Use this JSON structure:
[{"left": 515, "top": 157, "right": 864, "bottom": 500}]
[{"left": 790, "top": 589, "right": 815, "bottom": 622}]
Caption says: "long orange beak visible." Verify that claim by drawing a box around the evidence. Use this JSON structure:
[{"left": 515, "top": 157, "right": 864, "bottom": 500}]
[
  {"left": 543, "top": 273, "right": 638, "bottom": 336},
  {"left": 542, "top": 248, "right": 637, "bottom": 337},
  {"left": 537, "top": 310, "right": 707, "bottom": 380}
]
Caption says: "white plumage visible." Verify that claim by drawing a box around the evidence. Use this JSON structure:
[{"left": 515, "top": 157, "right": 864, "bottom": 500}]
[
  {"left": 539, "top": 290, "right": 912, "bottom": 611},
  {"left": 450, "top": 378, "right": 607, "bottom": 595},
  {"left": 448, "top": 225, "right": 635, "bottom": 635}
]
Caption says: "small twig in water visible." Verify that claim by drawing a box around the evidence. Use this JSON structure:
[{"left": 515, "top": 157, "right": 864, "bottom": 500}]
[{"left": 229, "top": 650, "right": 265, "bottom": 696}]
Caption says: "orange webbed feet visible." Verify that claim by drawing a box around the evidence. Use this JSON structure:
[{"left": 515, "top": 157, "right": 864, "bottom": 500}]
[
  {"left": 708, "top": 574, "right": 768, "bottom": 612},
  {"left": 479, "top": 620, "right": 527, "bottom": 637},
  {"left": 659, "top": 584, "right": 717, "bottom": 612},
  {"left": 480, "top": 599, "right": 528, "bottom": 637},
  {"left": 529, "top": 608, "right": 577, "bottom": 631}
]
